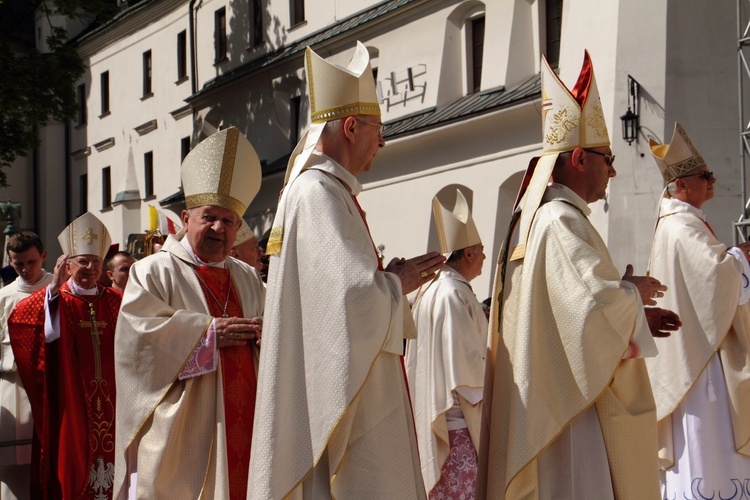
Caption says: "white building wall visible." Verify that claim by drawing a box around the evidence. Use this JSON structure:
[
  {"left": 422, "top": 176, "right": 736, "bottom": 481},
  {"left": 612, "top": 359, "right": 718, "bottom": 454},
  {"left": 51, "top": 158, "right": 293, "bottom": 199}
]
[{"left": 26, "top": 0, "right": 744, "bottom": 286}]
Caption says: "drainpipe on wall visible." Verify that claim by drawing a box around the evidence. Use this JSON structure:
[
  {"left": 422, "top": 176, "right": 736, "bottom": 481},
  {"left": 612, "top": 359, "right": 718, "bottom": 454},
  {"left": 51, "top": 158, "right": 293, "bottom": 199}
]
[{"left": 189, "top": 0, "right": 197, "bottom": 95}]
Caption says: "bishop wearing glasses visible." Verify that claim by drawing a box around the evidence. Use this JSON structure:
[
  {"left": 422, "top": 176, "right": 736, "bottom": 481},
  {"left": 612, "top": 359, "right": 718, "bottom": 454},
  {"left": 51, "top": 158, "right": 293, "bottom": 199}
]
[
  {"left": 478, "top": 51, "right": 680, "bottom": 499},
  {"left": 646, "top": 123, "right": 750, "bottom": 497},
  {"left": 9, "top": 212, "right": 121, "bottom": 499}
]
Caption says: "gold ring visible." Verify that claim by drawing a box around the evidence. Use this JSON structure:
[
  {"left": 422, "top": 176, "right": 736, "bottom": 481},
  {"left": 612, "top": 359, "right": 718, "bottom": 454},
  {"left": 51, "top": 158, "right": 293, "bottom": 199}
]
[{"left": 420, "top": 271, "right": 428, "bottom": 278}]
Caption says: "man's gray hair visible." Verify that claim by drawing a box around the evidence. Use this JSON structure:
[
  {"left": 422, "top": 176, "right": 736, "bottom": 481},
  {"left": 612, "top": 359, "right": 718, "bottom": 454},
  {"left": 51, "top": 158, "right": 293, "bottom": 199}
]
[{"left": 666, "top": 180, "right": 678, "bottom": 197}]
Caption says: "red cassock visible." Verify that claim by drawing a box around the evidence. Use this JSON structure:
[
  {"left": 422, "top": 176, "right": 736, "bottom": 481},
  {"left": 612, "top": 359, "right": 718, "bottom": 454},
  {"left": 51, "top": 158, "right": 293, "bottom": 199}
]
[
  {"left": 8, "top": 283, "right": 121, "bottom": 500},
  {"left": 194, "top": 265, "right": 257, "bottom": 500}
]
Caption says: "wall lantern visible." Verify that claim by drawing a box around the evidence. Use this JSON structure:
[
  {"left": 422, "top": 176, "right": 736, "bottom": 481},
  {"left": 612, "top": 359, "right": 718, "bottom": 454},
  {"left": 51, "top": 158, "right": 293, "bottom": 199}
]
[{"left": 620, "top": 75, "right": 640, "bottom": 145}]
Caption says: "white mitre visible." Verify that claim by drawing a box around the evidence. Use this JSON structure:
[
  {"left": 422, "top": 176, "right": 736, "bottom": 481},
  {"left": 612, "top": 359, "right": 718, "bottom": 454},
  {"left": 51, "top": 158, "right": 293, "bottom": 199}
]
[
  {"left": 649, "top": 122, "right": 707, "bottom": 184},
  {"left": 58, "top": 212, "right": 112, "bottom": 259},
  {"left": 433, "top": 189, "right": 481, "bottom": 254},
  {"left": 181, "top": 126, "right": 262, "bottom": 219},
  {"left": 511, "top": 50, "right": 609, "bottom": 261},
  {"left": 267, "top": 41, "right": 380, "bottom": 255},
  {"left": 234, "top": 219, "right": 258, "bottom": 247}
]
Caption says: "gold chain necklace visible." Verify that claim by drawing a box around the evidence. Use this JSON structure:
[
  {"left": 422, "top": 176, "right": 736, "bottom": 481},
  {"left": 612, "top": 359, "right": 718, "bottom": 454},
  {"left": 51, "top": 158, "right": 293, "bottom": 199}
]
[{"left": 193, "top": 269, "right": 232, "bottom": 318}]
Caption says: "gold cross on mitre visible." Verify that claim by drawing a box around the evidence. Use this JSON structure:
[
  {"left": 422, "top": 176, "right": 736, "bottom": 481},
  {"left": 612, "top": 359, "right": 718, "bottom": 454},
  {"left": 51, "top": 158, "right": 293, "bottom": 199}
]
[{"left": 81, "top": 227, "right": 97, "bottom": 244}]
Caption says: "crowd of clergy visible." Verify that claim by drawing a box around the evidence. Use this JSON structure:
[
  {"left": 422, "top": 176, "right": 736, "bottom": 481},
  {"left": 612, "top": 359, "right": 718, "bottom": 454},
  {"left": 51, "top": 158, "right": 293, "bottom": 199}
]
[{"left": 0, "top": 41, "right": 748, "bottom": 500}]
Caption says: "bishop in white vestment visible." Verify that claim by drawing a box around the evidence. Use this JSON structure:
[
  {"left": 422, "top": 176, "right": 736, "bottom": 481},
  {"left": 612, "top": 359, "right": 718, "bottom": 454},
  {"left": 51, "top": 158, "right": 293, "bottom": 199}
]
[
  {"left": 478, "top": 51, "right": 679, "bottom": 500},
  {"left": 646, "top": 123, "right": 750, "bottom": 499},
  {"left": 249, "top": 42, "right": 444, "bottom": 500},
  {"left": 406, "top": 189, "right": 487, "bottom": 498}
]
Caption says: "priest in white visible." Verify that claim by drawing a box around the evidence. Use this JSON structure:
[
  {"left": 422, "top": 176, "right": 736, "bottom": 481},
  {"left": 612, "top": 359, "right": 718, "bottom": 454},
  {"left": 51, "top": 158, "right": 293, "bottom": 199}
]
[
  {"left": 113, "top": 127, "right": 265, "bottom": 500},
  {"left": 477, "top": 51, "right": 680, "bottom": 500},
  {"left": 0, "top": 231, "right": 51, "bottom": 500},
  {"left": 646, "top": 122, "right": 750, "bottom": 498},
  {"left": 406, "top": 189, "right": 487, "bottom": 498},
  {"left": 249, "top": 42, "right": 444, "bottom": 499}
]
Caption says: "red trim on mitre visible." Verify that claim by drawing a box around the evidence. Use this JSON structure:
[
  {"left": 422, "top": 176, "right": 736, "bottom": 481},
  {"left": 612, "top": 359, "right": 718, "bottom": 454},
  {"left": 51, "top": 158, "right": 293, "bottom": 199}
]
[{"left": 570, "top": 50, "right": 593, "bottom": 108}]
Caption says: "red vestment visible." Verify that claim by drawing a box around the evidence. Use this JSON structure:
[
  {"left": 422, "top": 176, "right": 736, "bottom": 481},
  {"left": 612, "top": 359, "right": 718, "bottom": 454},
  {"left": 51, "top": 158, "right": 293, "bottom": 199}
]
[
  {"left": 8, "top": 283, "right": 121, "bottom": 500},
  {"left": 194, "top": 266, "right": 256, "bottom": 500}
]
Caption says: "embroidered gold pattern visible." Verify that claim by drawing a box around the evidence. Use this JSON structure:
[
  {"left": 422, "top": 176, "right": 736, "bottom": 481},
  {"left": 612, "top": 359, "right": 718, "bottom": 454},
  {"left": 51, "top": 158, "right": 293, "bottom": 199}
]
[
  {"left": 545, "top": 107, "right": 579, "bottom": 146},
  {"left": 81, "top": 227, "right": 97, "bottom": 245},
  {"left": 185, "top": 193, "right": 245, "bottom": 217},
  {"left": 586, "top": 103, "right": 607, "bottom": 138}
]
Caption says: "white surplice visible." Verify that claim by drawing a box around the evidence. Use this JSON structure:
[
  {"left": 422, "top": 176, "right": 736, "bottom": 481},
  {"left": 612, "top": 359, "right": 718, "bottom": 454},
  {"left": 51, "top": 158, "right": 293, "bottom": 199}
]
[
  {"left": 0, "top": 271, "right": 52, "bottom": 500},
  {"left": 249, "top": 153, "right": 424, "bottom": 499},
  {"left": 646, "top": 196, "right": 750, "bottom": 498},
  {"left": 406, "top": 265, "right": 488, "bottom": 495}
]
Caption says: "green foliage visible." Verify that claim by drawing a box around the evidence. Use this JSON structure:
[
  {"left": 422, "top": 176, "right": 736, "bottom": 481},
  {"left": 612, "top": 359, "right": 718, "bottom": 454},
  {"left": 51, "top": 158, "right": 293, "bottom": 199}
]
[{"left": 0, "top": 0, "right": 114, "bottom": 187}]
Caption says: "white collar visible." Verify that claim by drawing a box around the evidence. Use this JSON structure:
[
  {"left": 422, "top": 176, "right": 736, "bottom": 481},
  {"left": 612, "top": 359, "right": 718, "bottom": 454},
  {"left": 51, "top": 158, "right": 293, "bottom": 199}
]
[
  {"left": 67, "top": 277, "right": 99, "bottom": 296},
  {"left": 180, "top": 236, "right": 226, "bottom": 268}
]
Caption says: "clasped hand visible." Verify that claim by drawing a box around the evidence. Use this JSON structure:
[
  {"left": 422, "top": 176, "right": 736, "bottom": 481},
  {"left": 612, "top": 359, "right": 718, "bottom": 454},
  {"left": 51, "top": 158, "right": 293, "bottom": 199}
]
[{"left": 215, "top": 316, "right": 262, "bottom": 348}]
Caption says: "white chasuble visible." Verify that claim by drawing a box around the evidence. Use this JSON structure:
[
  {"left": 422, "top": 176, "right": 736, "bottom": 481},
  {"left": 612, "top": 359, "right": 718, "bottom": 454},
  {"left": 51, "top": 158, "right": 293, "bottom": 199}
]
[
  {"left": 406, "top": 266, "right": 488, "bottom": 495},
  {"left": 113, "top": 236, "right": 265, "bottom": 499},
  {"left": 249, "top": 155, "right": 424, "bottom": 499},
  {"left": 646, "top": 197, "right": 750, "bottom": 497},
  {"left": 478, "top": 184, "right": 660, "bottom": 500}
]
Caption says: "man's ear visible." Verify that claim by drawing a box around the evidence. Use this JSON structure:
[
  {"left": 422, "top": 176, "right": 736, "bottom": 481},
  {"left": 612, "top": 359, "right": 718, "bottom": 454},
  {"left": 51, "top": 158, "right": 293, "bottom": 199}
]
[
  {"left": 570, "top": 148, "right": 586, "bottom": 173},
  {"left": 342, "top": 116, "right": 358, "bottom": 143}
]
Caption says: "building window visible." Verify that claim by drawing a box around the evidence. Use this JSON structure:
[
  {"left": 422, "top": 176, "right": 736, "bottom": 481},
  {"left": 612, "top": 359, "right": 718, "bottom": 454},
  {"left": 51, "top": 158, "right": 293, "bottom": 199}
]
[
  {"left": 144, "top": 152, "right": 154, "bottom": 198},
  {"left": 100, "top": 71, "right": 110, "bottom": 116},
  {"left": 77, "top": 84, "right": 87, "bottom": 125},
  {"left": 181, "top": 136, "right": 191, "bottom": 162},
  {"left": 102, "top": 167, "right": 111, "bottom": 209},
  {"left": 546, "top": 0, "right": 563, "bottom": 67},
  {"left": 215, "top": 8, "right": 227, "bottom": 63},
  {"left": 177, "top": 30, "right": 187, "bottom": 81},
  {"left": 468, "top": 16, "right": 485, "bottom": 93},
  {"left": 80, "top": 174, "right": 88, "bottom": 214},
  {"left": 290, "top": 95, "right": 301, "bottom": 148},
  {"left": 290, "top": 0, "right": 305, "bottom": 27},
  {"left": 250, "top": 0, "right": 263, "bottom": 46},
  {"left": 143, "top": 50, "right": 152, "bottom": 97}
]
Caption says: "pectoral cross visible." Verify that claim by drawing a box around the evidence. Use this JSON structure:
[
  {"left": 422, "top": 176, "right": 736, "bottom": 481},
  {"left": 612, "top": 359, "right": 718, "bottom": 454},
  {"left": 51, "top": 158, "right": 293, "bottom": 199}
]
[{"left": 79, "top": 303, "right": 107, "bottom": 380}]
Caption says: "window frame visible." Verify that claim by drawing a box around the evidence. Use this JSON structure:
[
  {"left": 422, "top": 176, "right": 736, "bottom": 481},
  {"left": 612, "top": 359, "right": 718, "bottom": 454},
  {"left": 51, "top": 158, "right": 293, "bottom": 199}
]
[
  {"left": 102, "top": 167, "right": 112, "bottom": 210},
  {"left": 142, "top": 50, "right": 153, "bottom": 98},
  {"left": 214, "top": 7, "right": 228, "bottom": 64},
  {"left": 100, "top": 71, "right": 110, "bottom": 116},
  {"left": 177, "top": 30, "right": 187, "bottom": 82},
  {"left": 144, "top": 151, "right": 154, "bottom": 198}
]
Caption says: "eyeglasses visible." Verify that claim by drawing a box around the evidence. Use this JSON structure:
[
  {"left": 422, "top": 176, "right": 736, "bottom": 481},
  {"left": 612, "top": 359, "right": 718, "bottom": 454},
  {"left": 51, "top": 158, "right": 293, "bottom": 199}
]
[
  {"left": 68, "top": 257, "right": 103, "bottom": 269},
  {"left": 355, "top": 119, "right": 385, "bottom": 136},
  {"left": 583, "top": 148, "right": 616, "bottom": 166},
  {"left": 678, "top": 170, "right": 714, "bottom": 181}
]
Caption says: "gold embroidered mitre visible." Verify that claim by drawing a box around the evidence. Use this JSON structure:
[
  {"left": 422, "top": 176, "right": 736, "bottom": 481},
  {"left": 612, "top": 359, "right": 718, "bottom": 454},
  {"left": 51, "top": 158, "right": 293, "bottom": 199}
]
[
  {"left": 541, "top": 50, "right": 610, "bottom": 153},
  {"left": 511, "top": 50, "right": 609, "bottom": 261},
  {"left": 649, "top": 122, "right": 706, "bottom": 183},
  {"left": 233, "top": 219, "right": 257, "bottom": 247},
  {"left": 307, "top": 41, "right": 380, "bottom": 123},
  {"left": 181, "top": 127, "right": 261, "bottom": 218},
  {"left": 58, "top": 212, "right": 112, "bottom": 259},
  {"left": 433, "top": 189, "right": 481, "bottom": 254}
]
